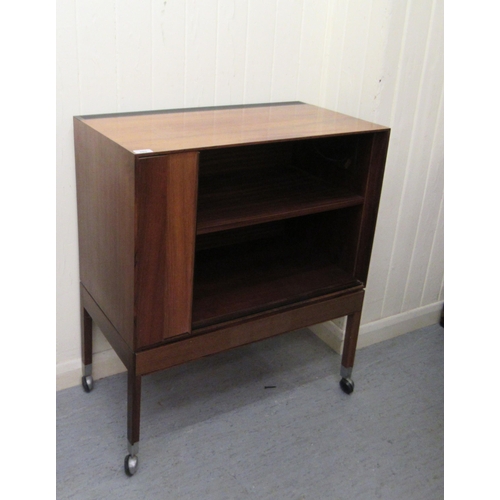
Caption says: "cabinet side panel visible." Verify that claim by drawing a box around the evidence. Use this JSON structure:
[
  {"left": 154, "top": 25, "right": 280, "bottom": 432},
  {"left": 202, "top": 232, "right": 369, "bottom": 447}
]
[
  {"left": 135, "top": 153, "right": 199, "bottom": 348},
  {"left": 73, "top": 118, "right": 135, "bottom": 347},
  {"left": 354, "top": 130, "right": 390, "bottom": 284}
]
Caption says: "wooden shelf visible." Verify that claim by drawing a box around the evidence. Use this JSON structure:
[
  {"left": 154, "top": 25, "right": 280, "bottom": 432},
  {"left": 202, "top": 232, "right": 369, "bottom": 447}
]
[
  {"left": 192, "top": 236, "right": 360, "bottom": 329},
  {"left": 196, "top": 165, "right": 364, "bottom": 234}
]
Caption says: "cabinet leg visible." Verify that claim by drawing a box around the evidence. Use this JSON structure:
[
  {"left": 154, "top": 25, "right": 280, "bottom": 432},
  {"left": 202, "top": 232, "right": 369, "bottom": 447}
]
[
  {"left": 80, "top": 300, "right": 94, "bottom": 392},
  {"left": 340, "top": 310, "right": 362, "bottom": 394},
  {"left": 125, "top": 371, "right": 141, "bottom": 476}
]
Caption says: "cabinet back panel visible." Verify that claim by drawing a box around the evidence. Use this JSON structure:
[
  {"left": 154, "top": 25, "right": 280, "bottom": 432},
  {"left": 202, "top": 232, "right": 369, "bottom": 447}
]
[
  {"left": 199, "top": 142, "right": 293, "bottom": 175},
  {"left": 293, "top": 133, "right": 374, "bottom": 195}
]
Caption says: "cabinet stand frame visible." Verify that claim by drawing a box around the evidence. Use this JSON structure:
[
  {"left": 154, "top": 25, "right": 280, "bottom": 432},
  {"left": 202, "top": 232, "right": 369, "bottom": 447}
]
[{"left": 80, "top": 282, "right": 365, "bottom": 455}]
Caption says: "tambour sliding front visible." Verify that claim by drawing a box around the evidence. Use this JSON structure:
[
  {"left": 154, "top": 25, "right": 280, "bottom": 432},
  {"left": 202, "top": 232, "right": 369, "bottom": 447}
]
[{"left": 74, "top": 102, "right": 390, "bottom": 476}]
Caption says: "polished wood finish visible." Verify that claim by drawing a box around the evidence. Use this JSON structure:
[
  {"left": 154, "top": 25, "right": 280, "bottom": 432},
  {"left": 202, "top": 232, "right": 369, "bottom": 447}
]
[
  {"left": 136, "top": 288, "right": 364, "bottom": 376},
  {"left": 353, "top": 131, "right": 391, "bottom": 283},
  {"left": 341, "top": 310, "right": 363, "bottom": 370},
  {"left": 196, "top": 142, "right": 364, "bottom": 234},
  {"left": 80, "top": 295, "right": 92, "bottom": 368},
  {"left": 135, "top": 153, "right": 198, "bottom": 348},
  {"left": 127, "top": 371, "right": 142, "bottom": 447},
  {"left": 74, "top": 102, "right": 389, "bottom": 467},
  {"left": 80, "top": 284, "right": 134, "bottom": 370},
  {"left": 74, "top": 118, "right": 135, "bottom": 348},
  {"left": 78, "top": 102, "right": 388, "bottom": 154}
]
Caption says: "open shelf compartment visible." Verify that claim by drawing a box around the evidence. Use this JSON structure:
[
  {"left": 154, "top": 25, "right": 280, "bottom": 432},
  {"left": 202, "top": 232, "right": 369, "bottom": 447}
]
[
  {"left": 196, "top": 135, "right": 369, "bottom": 235},
  {"left": 192, "top": 210, "right": 363, "bottom": 329}
]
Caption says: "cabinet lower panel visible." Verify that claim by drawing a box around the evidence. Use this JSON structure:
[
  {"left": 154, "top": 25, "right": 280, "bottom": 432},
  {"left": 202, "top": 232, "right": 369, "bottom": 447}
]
[{"left": 136, "top": 287, "right": 364, "bottom": 376}]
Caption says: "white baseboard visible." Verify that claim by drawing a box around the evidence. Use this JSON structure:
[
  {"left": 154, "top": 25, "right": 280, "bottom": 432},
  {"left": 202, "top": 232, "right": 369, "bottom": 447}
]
[
  {"left": 310, "top": 301, "right": 444, "bottom": 354},
  {"left": 56, "top": 349, "right": 126, "bottom": 391},
  {"left": 309, "top": 320, "right": 345, "bottom": 353},
  {"left": 56, "top": 301, "right": 443, "bottom": 391}
]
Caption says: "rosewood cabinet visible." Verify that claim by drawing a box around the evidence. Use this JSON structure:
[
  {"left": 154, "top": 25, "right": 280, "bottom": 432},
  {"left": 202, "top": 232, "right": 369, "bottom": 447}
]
[{"left": 74, "top": 102, "right": 390, "bottom": 476}]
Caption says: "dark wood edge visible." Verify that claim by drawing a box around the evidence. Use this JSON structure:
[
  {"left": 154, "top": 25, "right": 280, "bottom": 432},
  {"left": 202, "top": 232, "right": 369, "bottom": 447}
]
[
  {"left": 341, "top": 310, "right": 363, "bottom": 369},
  {"left": 136, "top": 288, "right": 365, "bottom": 376},
  {"left": 73, "top": 116, "right": 135, "bottom": 157},
  {"left": 127, "top": 371, "right": 142, "bottom": 445},
  {"left": 196, "top": 194, "right": 366, "bottom": 235},
  {"left": 75, "top": 101, "right": 305, "bottom": 121},
  {"left": 80, "top": 304, "right": 92, "bottom": 367},
  {"left": 80, "top": 283, "right": 135, "bottom": 371},
  {"left": 128, "top": 131, "right": 390, "bottom": 160},
  {"left": 354, "top": 129, "right": 391, "bottom": 283}
]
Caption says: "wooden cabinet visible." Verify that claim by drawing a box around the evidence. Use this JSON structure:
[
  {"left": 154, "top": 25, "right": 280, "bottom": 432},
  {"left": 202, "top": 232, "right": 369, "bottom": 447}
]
[{"left": 74, "top": 102, "right": 390, "bottom": 475}]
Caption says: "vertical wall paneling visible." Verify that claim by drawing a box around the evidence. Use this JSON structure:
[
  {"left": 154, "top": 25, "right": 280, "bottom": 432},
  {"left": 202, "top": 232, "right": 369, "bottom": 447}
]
[
  {"left": 381, "top": 0, "right": 438, "bottom": 318},
  {"left": 321, "top": 1, "right": 349, "bottom": 111},
  {"left": 151, "top": 0, "right": 187, "bottom": 110},
  {"left": 398, "top": 1, "right": 443, "bottom": 310},
  {"left": 333, "top": 1, "right": 373, "bottom": 117},
  {"left": 243, "top": 0, "right": 277, "bottom": 103},
  {"left": 185, "top": 0, "right": 219, "bottom": 107},
  {"left": 56, "top": 0, "right": 81, "bottom": 367},
  {"left": 366, "top": 0, "right": 433, "bottom": 320},
  {"left": 358, "top": 0, "right": 444, "bottom": 324},
  {"left": 57, "top": 0, "right": 80, "bottom": 119},
  {"left": 74, "top": 0, "right": 118, "bottom": 114},
  {"left": 318, "top": 1, "right": 335, "bottom": 108},
  {"left": 270, "top": 0, "right": 303, "bottom": 102},
  {"left": 422, "top": 193, "right": 444, "bottom": 306},
  {"left": 420, "top": 93, "right": 444, "bottom": 305},
  {"left": 56, "top": 0, "right": 444, "bottom": 389},
  {"left": 116, "top": 1, "right": 153, "bottom": 112},
  {"left": 357, "top": 0, "right": 391, "bottom": 122},
  {"left": 296, "top": 0, "right": 329, "bottom": 106},
  {"left": 403, "top": 86, "right": 444, "bottom": 311},
  {"left": 373, "top": 0, "right": 411, "bottom": 125},
  {"left": 360, "top": 0, "right": 412, "bottom": 323},
  {"left": 215, "top": 0, "right": 248, "bottom": 104},
  {"left": 354, "top": 0, "right": 376, "bottom": 119}
]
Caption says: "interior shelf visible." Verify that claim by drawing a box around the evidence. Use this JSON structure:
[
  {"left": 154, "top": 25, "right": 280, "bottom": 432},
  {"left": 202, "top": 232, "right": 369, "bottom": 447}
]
[
  {"left": 197, "top": 133, "right": 368, "bottom": 235},
  {"left": 192, "top": 225, "right": 361, "bottom": 329},
  {"left": 196, "top": 165, "right": 363, "bottom": 235}
]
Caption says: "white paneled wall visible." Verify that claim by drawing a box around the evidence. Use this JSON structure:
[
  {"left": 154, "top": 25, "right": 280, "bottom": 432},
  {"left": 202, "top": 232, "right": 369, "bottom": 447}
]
[{"left": 56, "top": 0, "right": 444, "bottom": 389}]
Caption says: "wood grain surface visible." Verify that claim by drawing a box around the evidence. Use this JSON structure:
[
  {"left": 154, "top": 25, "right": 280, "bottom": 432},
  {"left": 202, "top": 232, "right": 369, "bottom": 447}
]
[
  {"left": 76, "top": 103, "right": 389, "bottom": 154},
  {"left": 135, "top": 153, "right": 199, "bottom": 348}
]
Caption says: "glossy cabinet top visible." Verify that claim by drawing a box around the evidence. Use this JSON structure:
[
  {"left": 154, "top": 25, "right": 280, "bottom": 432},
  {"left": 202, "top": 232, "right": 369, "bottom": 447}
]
[{"left": 75, "top": 102, "right": 389, "bottom": 155}]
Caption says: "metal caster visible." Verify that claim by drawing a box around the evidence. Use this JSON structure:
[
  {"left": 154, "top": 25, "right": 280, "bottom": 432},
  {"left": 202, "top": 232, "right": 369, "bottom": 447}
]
[
  {"left": 82, "top": 375, "right": 94, "bottom": 393},
  {"left": 124, "top": 454, "right": 139, "bottom": 476},
  {"left": 339, "top": 377, "right": 355, "bottom": 394}
]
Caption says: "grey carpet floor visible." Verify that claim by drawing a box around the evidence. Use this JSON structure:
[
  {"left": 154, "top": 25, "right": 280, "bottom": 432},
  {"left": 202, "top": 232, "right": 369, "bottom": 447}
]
[{"left": 56, "top": 324, "right": 443, "bottom": 500}]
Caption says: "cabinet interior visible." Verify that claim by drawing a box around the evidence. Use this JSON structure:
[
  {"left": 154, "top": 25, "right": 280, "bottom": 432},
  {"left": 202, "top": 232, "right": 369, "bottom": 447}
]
[{"left": 192, "top": 134, "right": 372, "bottom": 329}]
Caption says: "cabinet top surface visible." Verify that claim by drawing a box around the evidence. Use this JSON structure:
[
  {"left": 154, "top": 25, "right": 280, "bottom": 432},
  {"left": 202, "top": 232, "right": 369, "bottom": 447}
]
[{"left": 75, "top": 102, "right": 389, "bottom": 154}]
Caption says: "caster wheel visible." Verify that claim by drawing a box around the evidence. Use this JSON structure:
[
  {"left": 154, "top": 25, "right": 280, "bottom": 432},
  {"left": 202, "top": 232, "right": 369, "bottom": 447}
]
[
  {"left": 124, "top": 454, "right": 139, "bottom": 476},
  {"left": 82, "top": 375, "right": 94, "bottom": 393},
  {"left": 340, "top": 377, "right": 355, "bottom": 395}
]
